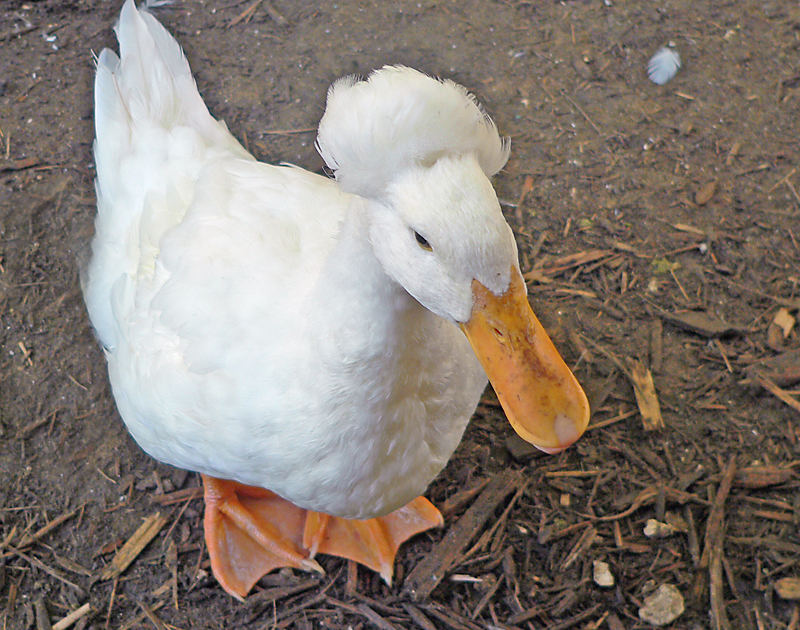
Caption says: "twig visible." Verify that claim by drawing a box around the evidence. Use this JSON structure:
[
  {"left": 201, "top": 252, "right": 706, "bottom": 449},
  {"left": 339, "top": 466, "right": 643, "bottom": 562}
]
[
  {"left": 327, "top": 598, "right": 399, "bottom": 630},
  {"left": 767, "top": 167, "right": 797, "bottom": 193},
  {"left": 52, "top": 603, "right": 92, "bottom": 630},
  {"left": 753, "top": 374, "right": 800, "bottom": 414},
  {"left": 709, "top": 524, "right": 731, "bottom": 630},
  {"left": 8, "top": 547, "right": 84, "bottom": 594},
  {"left": 100, "top": 512, "right": 169, "bottom": 580},
  {"left": 561, "top": 91, "right": 602, "bottom": 134},
  {"left": 0, "top": 23, "right": 38, "bottom": 41},
  {"left": 699, "top": 457, "right": 736, "bottom": 569},
  {"left": 260, "top": 127, "right": 316, "bottom": 135},
  {"left": 17, "top": 505, "right": 83, "bottom": 548},
  {"left": 228, "top": 0, "right": 261, "bottom": 27},
  {"left": 136, "top": 600, "right": 167, "bottom": 630},
  {"left": 403, "top": 470, "right": 523, "bottom": 600}
]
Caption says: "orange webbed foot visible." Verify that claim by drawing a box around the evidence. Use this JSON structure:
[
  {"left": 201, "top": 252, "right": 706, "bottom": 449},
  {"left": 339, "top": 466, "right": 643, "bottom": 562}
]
[
  {"left": 202, "top": 475, "right": 323, "bottom": 599},
  {"left": 202, "top": 475, "right": 443, "bottom": 597},
  {"left": 303, "top": 496, "right": 443, "bottom": 585}
]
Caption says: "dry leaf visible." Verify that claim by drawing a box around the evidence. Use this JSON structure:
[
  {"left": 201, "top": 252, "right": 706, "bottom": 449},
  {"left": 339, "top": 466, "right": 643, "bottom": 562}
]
[{"left": 695, "top": 180, "right": 718, "bottom": 205}]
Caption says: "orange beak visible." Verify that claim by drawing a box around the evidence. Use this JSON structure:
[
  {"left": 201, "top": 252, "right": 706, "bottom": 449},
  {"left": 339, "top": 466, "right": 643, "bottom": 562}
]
[{"left": 460, "top": 267, "right": 590, "bottom": 453}]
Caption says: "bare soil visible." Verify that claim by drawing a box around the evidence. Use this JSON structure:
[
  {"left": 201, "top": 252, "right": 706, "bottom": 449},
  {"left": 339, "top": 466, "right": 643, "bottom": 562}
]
[{"left": 1, "top": 1, "right": 800, "bottom": 628}]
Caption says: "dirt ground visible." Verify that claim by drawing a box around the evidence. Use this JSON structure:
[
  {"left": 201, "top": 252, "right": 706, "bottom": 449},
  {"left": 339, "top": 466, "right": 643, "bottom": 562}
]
[{"left": 2, "top": 0, "right": 800, "bottom": 628}]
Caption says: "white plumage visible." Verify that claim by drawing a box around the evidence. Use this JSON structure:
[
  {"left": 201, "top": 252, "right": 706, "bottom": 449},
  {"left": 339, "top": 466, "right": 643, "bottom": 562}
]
[
  {"left": 84, "top": 2, "right": 589, "bottom": 595},
  {"left": 84, "top": 0, "right": 516, "bottom": 518}
]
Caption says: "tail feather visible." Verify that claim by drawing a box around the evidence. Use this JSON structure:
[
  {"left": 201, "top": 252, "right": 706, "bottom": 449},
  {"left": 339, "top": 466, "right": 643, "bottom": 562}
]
[{"left": 86, "top": 0, "right": 250, "bottom": 348}]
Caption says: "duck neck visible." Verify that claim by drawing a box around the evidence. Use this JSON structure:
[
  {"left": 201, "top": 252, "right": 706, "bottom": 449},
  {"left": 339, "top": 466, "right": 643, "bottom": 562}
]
[{"left": 310, "top": 199, "right": 416, "bottom": 351}]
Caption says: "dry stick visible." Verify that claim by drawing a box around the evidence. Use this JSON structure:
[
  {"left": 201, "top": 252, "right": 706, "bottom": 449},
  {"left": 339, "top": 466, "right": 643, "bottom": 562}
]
[
  {"left": 100, "top": 512, "right": 169, "bottom": 580},
  {"left": 118, "top": 600, "right": 165, "bottom": 630},
  {"left": 326, "top": 598, "right": 399, "bottom": 630},
  {"left": 561, "top": 525, "right": 598, "bottom": 570},
  {"left": 470, "top": 574, "right": 504, "bottom": 619},
  {"left": 699, "top": 457, "right": 737, "bottom": 570},
  {"left": 137, "top": 600, "right": 168, "bottom": 630},
  {"left": 403, "top": 469, "right": 523, "bottom": 600},
  {"left": 440, "top": 477, "right": 490, "bottom": 518},
  {"left": 586, "top": 409, "right": 637, "bottom": 431},
  {"left": 402, "top": 603, "right": 439, "bottom": 630},
  {"left": 462, "top": 479, "right": 529, "bottom": 560},
  {"left": 422, "top": 602, "right": 484, "bottom": 630},
  {"left": 767, "top": 167, "right": 797, "bottom": 193},
  {"left": 228, "top": 0, "right": 261, "bottom": 27},
  {"left": 561, "top": 91, "right": 602, "bottom": 134},
  {"left": 260, "top": 127, "right": 316, "bottom": 135},
  {"left": 710, "top": 523, "right": 731, "bottom": 630},
  {"left": 104, "top": 577, "right": 118, "bottom": 630},
  {"left": 581, "top": 331, "right": 663, "bottom": 431},
  {"left": 685, "top": 505, "right": 701, "bottom": 567},
  {"left": 786, "top": 178, "right": 800, "bottom": 206},
  {"left": 35, "top": 596, "right": 52, "bottom": 630},
  {"left": 753, "top": 374, "right": 800, "bottom": 414},
  {"left": 151, "top": 486, "right": 202, "bottom": 506},
  {"left": 586, "top": 484, "right": 704, "bottom": 522},
  {"left": 8, "top": 547, "right": 84, "bottom": 594},
  {"left": 51, "top": 603, "right": 92, "bottom": 630},
  {"left": 17, "top": 505, "right": 83, "bottom": 548}
]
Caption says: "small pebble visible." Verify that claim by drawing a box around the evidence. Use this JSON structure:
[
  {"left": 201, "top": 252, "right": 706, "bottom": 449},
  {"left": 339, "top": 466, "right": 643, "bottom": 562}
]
[
  {"left": 593, "top": 560, "right": 615, "bottom": 587},
  {"left": 644, "top": 518, "right": 676, "bottom": 538},
  {"left": 639, "top": 584, "right": 685, "bottom": 626}
]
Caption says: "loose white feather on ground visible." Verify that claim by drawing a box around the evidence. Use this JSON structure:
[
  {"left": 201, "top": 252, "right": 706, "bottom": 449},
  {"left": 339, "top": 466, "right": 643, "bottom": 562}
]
[{"left": 648, "top": 47, "right": 681, "bottom": 85}]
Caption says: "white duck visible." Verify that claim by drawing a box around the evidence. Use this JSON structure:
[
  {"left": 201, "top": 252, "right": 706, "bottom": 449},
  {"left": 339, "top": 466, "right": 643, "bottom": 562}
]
[{"left": 84, "top": 0, "right": 590, "bottom": 599}]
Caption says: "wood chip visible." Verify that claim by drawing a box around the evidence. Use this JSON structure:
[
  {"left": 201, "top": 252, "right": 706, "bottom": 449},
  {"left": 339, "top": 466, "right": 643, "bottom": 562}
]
[
  {"left": 747, "top": 349, "right": 800, "bottom": 386},
  {"left": 439, "top": 478, "right": 490, "bottom": 517},
  {"left": 626, "top": 357, "right": 664, "bottom": 430},
  {"left": 773, "top": 307, "right": 796, "bottom": 338},
  {"left": 710, "top": 525, "right": 731, "bottom": 630},
  {"left": 659, "top": 310, "right": 745, "bottom": 338},
  {"left": 734, "top": 465, "right": 795, "bottom": 488},
  {"left": 228, "top": 0, "right": 261, "bottom": 27},
  {"left": 725, "top": 141, "right": 741, "bottom": 166},
  {"left": 403, "top": 470, "right": 523, "bottom": 600},
  {"left": 99, "top": 512, "right": 169, "bottom": 580},
  {"left": 776, "top": 577, "right": 800, "bottom": 600}
]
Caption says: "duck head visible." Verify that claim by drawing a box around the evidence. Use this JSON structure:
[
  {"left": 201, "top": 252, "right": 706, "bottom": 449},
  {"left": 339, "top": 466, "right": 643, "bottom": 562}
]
[{"left": 317, "top": 66, "right": 590, "bottom": 453}]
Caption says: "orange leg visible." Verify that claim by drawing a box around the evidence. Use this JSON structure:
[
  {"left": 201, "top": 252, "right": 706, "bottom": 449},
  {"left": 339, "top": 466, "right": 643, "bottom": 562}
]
[{"left": 201, "top": 475, "right": 443, "bottom": 598}]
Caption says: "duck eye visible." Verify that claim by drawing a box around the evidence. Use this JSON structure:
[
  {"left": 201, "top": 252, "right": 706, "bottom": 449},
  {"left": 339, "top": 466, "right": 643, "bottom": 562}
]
[{"left": 414, "top": 230, "right": 433, "bottom": 251}]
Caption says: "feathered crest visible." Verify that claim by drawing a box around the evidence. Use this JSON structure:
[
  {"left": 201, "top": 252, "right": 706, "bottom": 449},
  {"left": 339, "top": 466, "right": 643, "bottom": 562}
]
[{"left": 316, "top": 66, "right": 509, "bottom": 198}]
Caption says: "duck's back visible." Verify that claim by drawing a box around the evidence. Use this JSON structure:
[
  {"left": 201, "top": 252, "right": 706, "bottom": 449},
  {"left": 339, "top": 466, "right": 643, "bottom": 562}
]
[
  {"left": 84, "top": 1, "right": 487, "bottom": 519},
  {"left": 84, "top": 0, "right": 351, "bottom": 469},
  {"left": 85, "top": 1, "right": 343, "bottom": 348}
]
